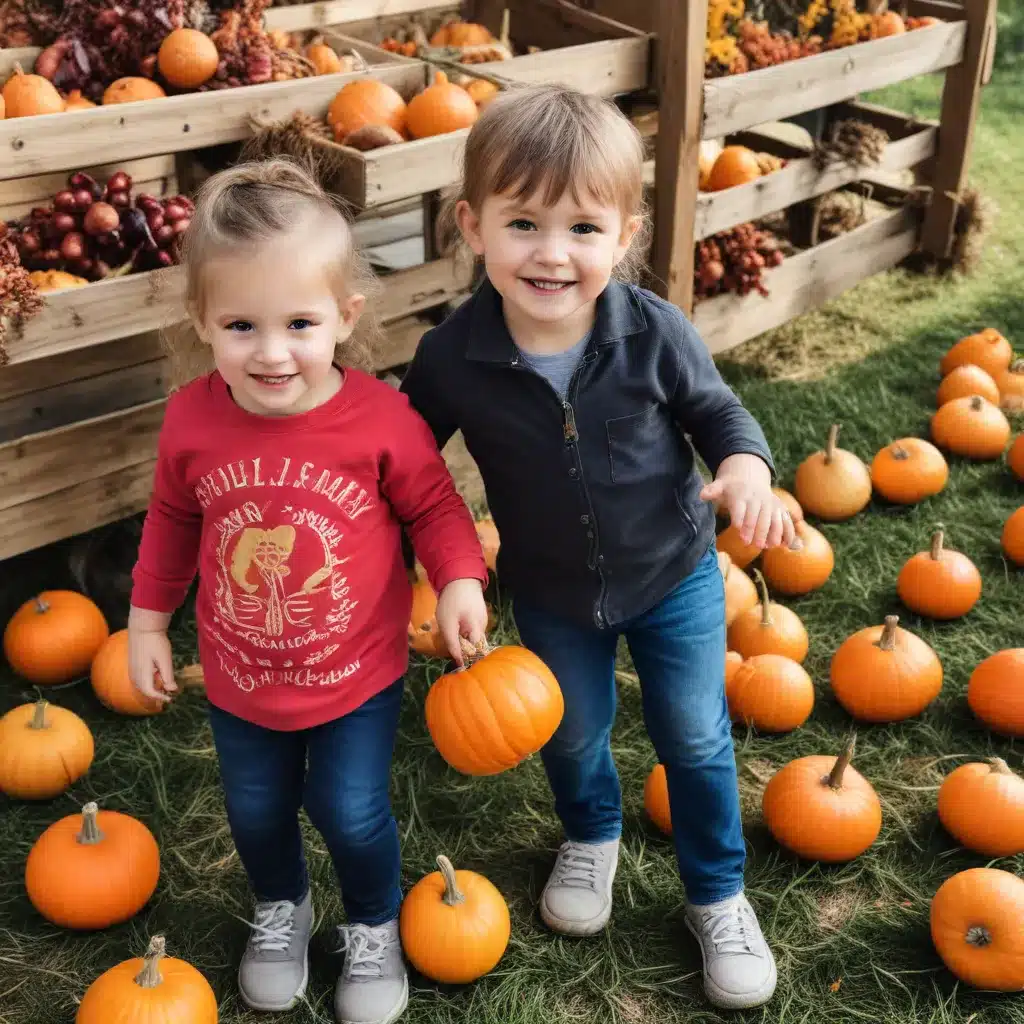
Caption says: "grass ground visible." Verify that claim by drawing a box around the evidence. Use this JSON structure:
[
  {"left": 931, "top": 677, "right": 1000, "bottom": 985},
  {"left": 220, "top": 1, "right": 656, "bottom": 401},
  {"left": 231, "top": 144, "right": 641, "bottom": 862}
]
[{"left": 2, "top": 68, "right": 1023, "bottom": 1024}]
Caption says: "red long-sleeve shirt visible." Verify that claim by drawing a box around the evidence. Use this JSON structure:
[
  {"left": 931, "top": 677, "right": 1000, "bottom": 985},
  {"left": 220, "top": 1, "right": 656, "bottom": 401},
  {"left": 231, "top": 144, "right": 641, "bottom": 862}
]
[{"left": 131, "top": 369, "right": 487, "bottom": 730}]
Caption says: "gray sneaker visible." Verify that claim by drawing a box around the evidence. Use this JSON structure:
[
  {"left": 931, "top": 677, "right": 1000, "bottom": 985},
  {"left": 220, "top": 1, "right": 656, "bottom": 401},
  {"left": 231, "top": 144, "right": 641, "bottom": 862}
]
[
  {"left": 238, "top": 890, "right": 312, "bottom": 1011},
  {"left": 685, "top": 893, "right": 777, "bottom": 1009},
  {"left": 540, "top": 838, "right": 619, "bottom": 936},
  {"left": 334, "top": 919, "right": 409, "bottom": 1024}
]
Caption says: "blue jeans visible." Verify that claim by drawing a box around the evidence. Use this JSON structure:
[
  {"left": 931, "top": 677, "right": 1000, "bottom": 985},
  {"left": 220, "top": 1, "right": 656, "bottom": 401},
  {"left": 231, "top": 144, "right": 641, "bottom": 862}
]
[
  {"left": 513, "top": 545, "right": 743, "bottom": 906},
  {"left": 207, "top": 679, "right": 404, "bottom": 925}
]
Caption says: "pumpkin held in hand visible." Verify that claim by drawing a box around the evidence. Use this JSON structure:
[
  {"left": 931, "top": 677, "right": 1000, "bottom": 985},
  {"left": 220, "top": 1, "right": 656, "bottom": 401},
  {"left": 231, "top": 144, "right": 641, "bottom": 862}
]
[
  {"left": 157, "top": 28, "right": 219, "bottom": 88},
  {"left": 829, "top": 615, "right": 942, "bottom": 723},
  {"left": 727, "top": 653, "right": 814, "bottom": 733},
  {"left": 76, "top": 935, "right": 218, "bottom": 1023},
  {"left": 3, "top": 590, "right": 109, "bottom": 685},
  {"left": 718, "top": 551, "right": 758, "bottom": 625},
  {"left": 26, "top": 801, "right": 160, "bottom": 929},
  {"left": 1002, "top": 506, "right": 1024, "bottom": 566},
  {"left": 91, "top": 629, "right": 166, "bottom": 716},
  {"left": 897, "top": 527, "right": 981, "bottom": 619},
  {"left": 762, "top": 737, "right": 882, "bottom": 862},
  {"left": 0, "top": 700, "right": 94, "bottom": 799},
  {"left": 870, "top": 438, "right": 948, "bottom": 505},
  {"left": 406, "top": 71, "right": 478, "bottom": 138},
  {"left": 760, "top": 521, "right": 834, "bottom": 596},
  {"left": 1009, "top": 434, "right": 1024, "bottom": 482},
  {"left": 937, "top": 758, "right": 1024, "bottom": 857},
  {"left": 967, "top": 648, "right": 1024, "bottom": 737},
  {"left": 793, "top": 423, "right": 872, "bottom": 520},
  {"left": 328, "top": 78, "right": 407, "bottom": 138},
  {"left": 400, "top": 854, "right": 510, "bottom": 983},
  {"left": 936, "top": 364, "right": 1001, "bottom": 408},
  {"left": 931, "top": 394, "right": 1010, "bottom": 460},
  {"left": 727, "top": 570, "right": 809, "bottom": 663},
  {"left": 940, "top": 328, "right": 1013, "bottom": 379},
  {"left": 424, "top": 643, "right": 563, "bottom": 774},
  {"left": 644, "top": 763, "right": 672, "bottom": 835},
  {"left": 930, "top": 868, "right": 1024, "bottom": 990}
]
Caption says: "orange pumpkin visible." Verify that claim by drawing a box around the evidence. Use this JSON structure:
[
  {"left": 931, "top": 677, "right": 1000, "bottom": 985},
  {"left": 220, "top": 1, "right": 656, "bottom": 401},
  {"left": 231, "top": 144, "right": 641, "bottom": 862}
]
[
  {"left": 830, "top": 614, "right": 943, "bottom": 722},
  {"left": 0, "top": 92, "right": 4, "bottom": 118},
  {"left": 1004, "top": 506, "right": 1024, "bottom": 566},
  {"left": 644, "top": 763, "right": 672, "bottom": 835},
  {"left": 937, "top": 759, "right": 1024, "bottom": 857},
  {"left": 327, "top": 78, "right": 407, "bottom": 138},
  {"left": 967, "top": 649, "right": 1024, "bottom": 737},
  {"left": 25, "top": 801, "right": 160, "bottom": 929},
  {"left": 1, "top": 63, "right": 64, "bottom": 117},
  {"left": 870, "top": 437, "right": 949, "bottom": 504},
  {"left": 306, "top": 39, "right": 344, "bottom": 76},
  {"left": 102, "top": 77, "right": 168, "bottom": 104},
  {"left": 3, "top": 590, "right": 109, "bottom": 685},
  {"left": 940, "top": 328, "right": 1013, "bottom": 379},
  {"left": 475, "top": 516, "right": 500, "bottom": 571},
  {"left": 773, "top": 487, "right": 804, "bottom": 523},
  {"left": 996, "top": 359, "right": 1024, "bottom": 412},
  {"left": 63, "top": 89, "right": 96, "bottom": 111},
  {"left": 705, "top": 146, "right": 762, "bottom": 192},
  {"left": 466, "top": 78, "right": 500, "bottom": 109},
  {"left": 91, "top": 629, "right": 165, "bottom": 716},
  {"left": 429, "top": 21, "right": 494, "bottom": 47},
  {"left": 400, "top": 854, "right": 510, "bottom": 983},
  {"left": 869, "top": 10, "right": 906, "bottom": 37},
  {"left": 930, "top": 868, "right": 1024, "bottom": 990},
  {"left": 936, "top": 363, "right": 1001, "bottom": 407},
  {"left": 406, "top": 70, "right": 478, "bottom": 139},
  {"left": 727, "top": 653, "right": 814, "bottom": 733},
  {"left": 762, "top": 738, "right": 882, "bottom": 862},
  {"left": 727, "top": 570, "right": 809, "bottom": 663},
  {"left": 724, "top": 650, "right": 744, "bottom": 714},
  {"left": 931, "top": 394, "right": 1011, "bottom": 460},
  {"left": 897, "top": 527, "right": 981, "bottom": 619},
  {"left": 1010, "top": 434, "right": 1024, "bottom": 482},
  {"left": 408, "top": 579, "right": 446, "bottom": 658},
  {"left": 157, "top": 28, "right": 219, "bottom": 88},
  {"left": 0, "top": 699, "right": 94, "bottom": 799},
  {"left": 760, "top": 520, "right": 834, "bottom": 596},
  {"left": 793, "top": 423, "right": 872, "bottom": 521},
  {"left": 424, "top": 644, "right": 563, "bottom": 774},
  {"left": 718, "top": 551, "right": 758, "bottom": 625},
  {"left": 77, "top": 935, "right": 218, "bottom": 1023},
  {"left": 715, "top": 523, "right": 761, "bottom": 570}
]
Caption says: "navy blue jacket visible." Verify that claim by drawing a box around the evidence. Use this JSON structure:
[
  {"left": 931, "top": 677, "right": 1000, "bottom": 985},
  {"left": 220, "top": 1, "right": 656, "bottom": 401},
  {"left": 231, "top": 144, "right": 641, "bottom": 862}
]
[{"left": 400, "top": 278, "right": 775, "bottom": 629}]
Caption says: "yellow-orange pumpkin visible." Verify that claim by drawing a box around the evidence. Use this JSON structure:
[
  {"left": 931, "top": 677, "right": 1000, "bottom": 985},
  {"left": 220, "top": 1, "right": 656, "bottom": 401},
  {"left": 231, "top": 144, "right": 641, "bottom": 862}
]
[
  {"left": 1011, "top": 434, "right": 1024, "bottom": 482},
  {"left": 967, "top": 649, "right": 1024, "bottom": 737},
  {"left": 870, "top": 437, "right": 949, "bottom": 505},
  {"left": 328, "top": 78, "right": 407, "bottom": 138},
  {"left": 1002, "top": 506, "right": 1024, "bottom": 566},
  {"left": 406, "top": 70, "right": 478, "bottom": 139},
  {"left": 306, "top": 40, "right": 344, "bottom": 76},
  {"left": 157, "top": 28, "right": 219, "bottom": 88},
  {"left": 62, "top": 89, "right": 96, "bottom": 111},
  {"left": 429, "top": 21, "right": 494, "bottom": 47},
  {"left": 940, "top": 328, "right": 1013, "bottom": 379},
  {"left": 997, "top": 359, "right": 1024, "bottom": 412},
  {"left": 408, "top": 579, "right": 447, "bottom": 658},
  {"left": 937, "top": 759, "right": 1024, "bottom": 858},
  {"left": 475, "top": 516, "right": 500, "bottom": 571},
  {"left": 2, "top": 63, "right": 64, "bottom": 117},
  {"left": 931, "top": 394, "right": 1011, "bottom": 460},
  {"left": 719, "top": 550, "right": 759, "bottom": 625},
  {"left": 91, "top": 629, "right": 166, "bottom": 716},
  {"left": 705, "top": 146, "right": 762, "bottom": 191},
  {"left": 0, "top": 700, "right": 94, "bottom": 799},
  {"left": 466, "top": 78, "right": 500, "bottom": 108},
  {"left": 793, "top": 423, "right": 872, "bottom": 521},
  {"left": 897, "top": 527, "right": 981, "bottom": 619},
  {"left": 724, "top": 650, "right": 744, "bottom": 715},
  {"left": 727, "top": 570, "right": 809, "bottom": 663},
  {"left": 644, "top": 763, "right": 672, "bottom": 835},
  {"left": 102, "top": 77, "right": 168, "bottom": 104},
  {"left": 715, "top": 523, "right": 761, "bottom": 570},
  {"left": 936, "top": 363, "right": 1001, "bottom": 407},
  {"left": 760, "top": 520, "right": 834, "bottom": 596},
  {"left": 773, "top": 487, "right": 804, "bottom": 523},
  {"left": 728, "top": 653, "right": 814, "bottom": 733}
]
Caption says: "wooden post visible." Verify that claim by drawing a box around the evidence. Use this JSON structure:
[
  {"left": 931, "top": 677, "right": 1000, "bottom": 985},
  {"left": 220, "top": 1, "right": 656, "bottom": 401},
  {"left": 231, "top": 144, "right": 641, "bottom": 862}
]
[
  {"left": 650, "top": 0, "right": 706, "bottom": 314},
  {"left": 918, "top": 0, "right": 997, "bottom": 260}
]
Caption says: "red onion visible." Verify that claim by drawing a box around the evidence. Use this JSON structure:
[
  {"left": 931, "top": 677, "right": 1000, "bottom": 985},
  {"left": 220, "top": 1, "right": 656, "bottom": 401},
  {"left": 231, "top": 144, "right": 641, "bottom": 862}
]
[
  {"left": 146, "top": 210, "right": 165, "bottom": 231},
  {"left": 162, "top": 201, "right": 188, "bottom": 223},
  {"left": 54, "top": 190, "right": 77, "bottom": 212},
  {"left": 107, "top": 190, "right": 131, "bottom": 209},
  {"left": 172, "top": 218, "right": 191, "bottom": 235},
  {"left": 73, "top": 189, "right": 94, "bottom": 211},
  {"left": 19, "top": 230, "right": 41, "bottom": 254},
  {"left": 53, "top": 212, "right": 77, "bottom": 235},
  {"left": 84, "top": 201, "right": 120, "bottom": 236},
  {"left": 154, "top": 224, "right": 175, "bottom": 245},
  {"left": 60, "top": 232, "right": 86, "bottom": 261},
  {"left": 106, "top": 171, "right": 132, "bottom": 193}
]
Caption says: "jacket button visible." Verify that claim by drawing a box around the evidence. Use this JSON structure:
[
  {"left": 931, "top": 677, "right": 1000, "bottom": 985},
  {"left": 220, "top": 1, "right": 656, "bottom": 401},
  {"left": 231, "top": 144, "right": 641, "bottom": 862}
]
[
  {"left": 569, "top": 467, "right": 578, "bottom": 478},
  {"left": 580, "top": 514, "right": 590, "bottom": 524}
]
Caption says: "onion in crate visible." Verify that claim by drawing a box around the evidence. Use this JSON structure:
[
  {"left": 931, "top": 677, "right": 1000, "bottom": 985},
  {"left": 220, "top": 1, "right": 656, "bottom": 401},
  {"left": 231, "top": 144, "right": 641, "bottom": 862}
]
[{"left": 83, "top": 202, "right": 120, "bottom": 236}]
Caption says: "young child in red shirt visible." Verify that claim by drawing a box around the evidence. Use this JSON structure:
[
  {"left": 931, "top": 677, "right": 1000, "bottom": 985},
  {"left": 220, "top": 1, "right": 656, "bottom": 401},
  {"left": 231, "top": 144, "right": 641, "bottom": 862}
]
[{"left": 128, "top": 158, "right": 489, "bottom": 1024}]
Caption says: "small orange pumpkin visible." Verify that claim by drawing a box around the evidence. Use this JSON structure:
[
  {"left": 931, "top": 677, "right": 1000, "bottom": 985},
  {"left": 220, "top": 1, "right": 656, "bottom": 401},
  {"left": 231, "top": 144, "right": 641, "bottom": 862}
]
[
  {"left": 829, "top": 614, "right": 943, "bottom": 722},
  {"left": 870, "top": 437, "right": 949, "bottom": 505},
  {"left": 475, "top": 516, "right": 500, "bottom": 571},
  {"left": 400, "top": 854, "right": 510, "bottom": 983},
  {"left": 408, "top": 579, "right": 447, "bottom": 658},
  {"left": 102, "top": 77, "right": 168, "bottom": 104},
  {"left": 91, "top": 629, "right": 166, "bottom": 716},
  {"left": 0, "top": 699, "right": 94, "bottom": 799},
  {"left": 306, "top": 39, "right": 344, "bottom": 76},
  {"left": 76, "top": 935, "right": 218, "bottom": 1023},
  {"left": 724, "top": 650, "right": 744, "bottom": 714},
  {"left": 869, "top": 10, "right": 906, "bottom": 37},
  {"left": 406, "top": 70, "right": 478, "bottom": 139},
  {"left": 644, "top": 763, "right": 672, "bottom": 835},
  {"left": 996, "top": 359, "right": 1024, "bottom": 412},
  {"left": 727, "top": 570, "right": 809, "bottom": 663},
  {"left": 773, "top": 487, "right": 804, "bottom": 523},
  {"left": 62, "top": 89, "right": 96, "bottom": 111},
  {"left": 328, "top": 78, "right": 407, "bottom": 138},
  {"left": 157, "top": 28, "right": 219, "bottom": 88},
  {"left": 936, "top": 363, "right": 1001, "bottom": 407},
  {"left": 1, "top": 63, "right": 64, "bottom": 117},
  {"left": 1002, "top": 506, "right": 1024, "bottom": 566},
  {"left": 715, "top": 523, "right": 761, "bottom": 570},
  {"left": 930, "top": 868, "right": 1024, "bottom": 990},
  {"left": 762, "top": 737, "right": 882, "bottom": 862},
  {"left": 1010, "top": 434, "right": 1024, "bottom": 482},
  {"left": 719, "top": 550, "right": 759, "bottom": 625},
  {"left": 727, "top": 653, "right": 814, "bottom": 733},
  {"left": 931, "top": 394, "right": 1011, "bottom": 460},
  {"left": 794, "top": 423, "right": 872, "bottom": 521},
  {"left": 429, "top": 21, "right": 494, "bottom": 47},
  {"left": 897, "top": 527, "right": 981, "bottom": 619},
  {"left": 967, "top": 649, "right": 1024, "bottom": 737},
  {"left": 705, "top": 146, "right": 762, "bottom": 191},
  {"left": 466, "top": 78, "right": 501, "bottom": 109},
  {"left": 940, "top": 328, "right": 1013, "bottom": 379},
  {"left": 937, "top": 759, "right": 1024, "bottom": 858},
  {"left": 760, "top": 520, "right": 834, "bottom": 596}
]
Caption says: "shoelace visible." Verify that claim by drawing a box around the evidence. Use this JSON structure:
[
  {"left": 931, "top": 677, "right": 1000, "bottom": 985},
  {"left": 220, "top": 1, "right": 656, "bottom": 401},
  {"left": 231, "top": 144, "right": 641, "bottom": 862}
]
[
  {"left": 553, "top": 841, "right": 605, "bottom": 891},
  {"left": 246, "top": 900, "right": 296, "bottom": 953},
  {"left": 336, "top": 923, "right": 391, "bottom": 979},
  {"left": 701, "top": 900, "right": 759, "bottom": 956}
]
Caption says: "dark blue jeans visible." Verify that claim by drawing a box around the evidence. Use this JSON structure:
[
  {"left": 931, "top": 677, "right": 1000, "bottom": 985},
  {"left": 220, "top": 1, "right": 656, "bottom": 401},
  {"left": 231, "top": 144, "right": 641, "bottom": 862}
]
[
  {"left": 513, "top": 545, "right": 744, "bottom": 906},
  {"left": 207, "top": 679, "right": 404, "bottom": 925}
]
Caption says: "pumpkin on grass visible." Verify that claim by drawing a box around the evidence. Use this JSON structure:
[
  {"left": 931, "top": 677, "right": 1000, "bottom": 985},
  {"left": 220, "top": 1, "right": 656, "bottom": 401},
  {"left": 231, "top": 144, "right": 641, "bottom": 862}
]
[
  {"left": 773, "top": 487, "right": 804, "bottom": 523},
  {"left": 715, "top": 523, "right": 761, "bottom": 570},
  {"left": 937, "top": 759, "right": 1024, "bottom": 857},
  {"left": 829, "top": 615, "right": 942, "bottom": 722},
  {"left": 1010, "top": 434, "right": 1024, "bottom": 482},
  {"left": 102, "top": 77, "right": 168, "bottom": 104},
  {"left": 997, "top": 359, "right": 1024, "bottom": 411},
  {"left": 475, "top": 516, "right": 500, "bottom": 571},
  {"left": 931, "top": 394, "right": 1011, "bottom": 460},
  {"left": 940, "top": 327, "right": 1013, "bottom": 379},
  {"left": 400, "top": 854, "right": 510, "bottom": 983},
  {"left": 793, "top": 423, "right": 872, "bottom": 520},
  {"left": 718, "top": 551, "right": 758, "bottom": 625},
  {"left": 0, "top": 699, "right": 94, "bottom": 799},
  {"left": 724, "top": 650, "right": 744, "bottom": 712},
  {"left": 760, "top": 520, "right": 834, "bottom": 596},
  {"left": 157, "top": 28, "right": 219, "bottom": 88},
  {"left": 968, "top": 649, "right": 1024, "bottom": 736},
  {"left": 762, "top": 737, "right": 882, "bottom": 862},
  {"left": 870, "top": 437, "right": 948, "bottom": 504},
  {"left": 406, "top": 70, "right": 478, "bottom": 139},
  {"left": 408, "top": 580, "right": 496, "bottom": 658},
  {"left": 91, "top": 629, "right": 167, "bottom": 715},
  {"left": 930, "top": 867, "right": 1024, "bottom": 990},
  {"left": 25, "top": 801, "right": 160, "bottom": 929},
  {"left": 1002, "top": 506, "right": 1024, "bottom": 566},
  {"left": 3, "top": 590, "right": 108, "bottom": 685},
  {"left": 76, "top": 934, "right": 218, "bottom": 1023},
  {"left": 705, "top": 145, "right": 761, "bottom": 191},
  {"left": 644, "top": 764, "right": 672, "bottom": 835},
  {"left": 936, "top": 363, "right": 1001, "bottom": 407},
  {"left": 897, "top": 527, "right": 981, "bottom": 619},
  {"left": 727, "top": 570, "right": 809, "bottom": 663},
  {"left": 328, "top": 78, "right": 407, "bottom": 139},
  {"left": 2, "top": 63, "right": 64, "bottom": 116},
  {"left": 424, "top": 642, "right": 563, "bottom": 774},
  {"left": 727, "top": 653, "right": 814, "bottom": 733}
]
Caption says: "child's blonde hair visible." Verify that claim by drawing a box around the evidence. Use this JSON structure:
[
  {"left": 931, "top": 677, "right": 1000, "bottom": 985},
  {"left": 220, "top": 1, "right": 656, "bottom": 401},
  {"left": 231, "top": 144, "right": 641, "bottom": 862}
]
[
  {"left": 440, "top": 84, "right": 650, "bottom": 280},
  {"left": 165, "top": 158, "right": 381, "bottom": 386}
]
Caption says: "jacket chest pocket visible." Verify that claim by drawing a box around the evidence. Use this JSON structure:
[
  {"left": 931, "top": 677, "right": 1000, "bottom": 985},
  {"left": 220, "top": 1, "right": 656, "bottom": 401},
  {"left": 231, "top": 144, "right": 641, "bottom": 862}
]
[{"left": 605, "top": 404, "right": 678, "bottom": 484}]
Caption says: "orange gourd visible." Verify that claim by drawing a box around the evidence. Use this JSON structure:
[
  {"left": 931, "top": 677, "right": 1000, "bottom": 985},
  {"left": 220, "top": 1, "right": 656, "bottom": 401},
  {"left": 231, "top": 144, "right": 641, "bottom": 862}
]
[
  {"left": 644, "top": 763, "right": 672, "bottom": 835},
  {"left": 940, "top": 328, "right": 1013, "bottom": 379},
  {"left": 1011, "top": 434, "right": 1024, "bottom": 482},
  {"left": 936, "top": 363, "right": 1000, "bottom": 407},
  {"left": 157, "top": 28, "right": 219, "bottom": 88},
  {"left": 306, "top": 39, "right": 344, "bottom": 76},
  {"left": 76, "top": 935, "right": 218, "bottom": 1023},
  {"left": 475, "top": 516, "right": 500, "bottom": 571},
  {"left": 870, "top": 437, "right": 949, "bottom": 504},
  {"left": 1, "top": 63, "right": 64, "bottom": 117},
  {"left": 327, "top": 78, "right": 407, "bottom": 138},
  {"left": 727, "top": 653, "right": 814, "bottom": 733},
  {"left": 997, "top": 359, "right": 1024, "bottom": 412},
  {"left": 830, "top": 614, "right": 943, "bottom": 722},
  {"left": 719, "top": 551, "right": 759, "bottom": 625},
  {"left": 406, "top": 70, "right": 478, "bottom": 139},
  {"left": 724, "top": 650, "right": 744, "bottom": 714},
  {"left": 424, "top": 643, "right": 563, "bottom": 774},
  {"left": 102, "top": 77, "right": 168, "bottom": 104},
  {"left": 794, "top": 423, "right": 872, "bottom": 521},
  {"left": 25, "top": 801, "right": 160, "bottom": 929},
  {"left": 408, "top": 579, "right": 447, "bottom": 658},
  {"left": 62, "top": 89, "right": 96, "bottom": 111},
  {"left": 930, "top": 868, "right": 1024, "bottom": 990},
  {"left": 727, "top": 570, "right": 809, "bottom": 663},
  {"left": 773, "top": 487, "right": 804, "bottom": 523},
  {"left": 429, "top": 21, "right": 494, "bottom": 47},
  {"left": 91, "top": 629, "right": 165, "bottom": 716},
  {"left": 705, "top": 146, "right": 762, "bottom": 191},
  {"left": 466, "top": 78, "right": 500, "bottom": 108},
  {"left": 3, "top": 590, "right": 109, "bottom": 685},
  {"left": 400, "top": 854, "right": 510, "bottom": 983},
  {"left": 937, "top": 759, "right": 1024, "bottom": 857},
  {"left": 931, "top": 394, "right": 1011, "bottom": 460},
  {"left": 715, "top": 523, "right": 761, "bottom": 570},
  {"left": 760, "top": 521, "right": 834, "bottom": 596},
  {"left": 1004, "top": 506, "right": 1024, "bottom": 566},
  {"left": 897, "top": 527, "right": 981, "bottom": 619},
  {"left": 0, "top": 699, "right": 94, "bottom": 799},
  {"left": 762, "top": 737, "right": 882, "bottom": 862},
  {"left": 968, "top": 649, "right": 1024, "bottom": 737},
  {"left": 869, "top": 10, "right": 906, "bottom": 37}
]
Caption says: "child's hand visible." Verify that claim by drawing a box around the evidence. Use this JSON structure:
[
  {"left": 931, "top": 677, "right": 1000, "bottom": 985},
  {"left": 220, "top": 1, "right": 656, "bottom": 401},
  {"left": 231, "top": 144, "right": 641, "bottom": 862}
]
[
  {"left": 435, "top": 578, "right": 489, "bottom": 667},
  {"left": 127, "top": 606, "right": 178, "bottom": 704},
  {"left": 700, "top": 453, "right": 796, "bottom": 550}
]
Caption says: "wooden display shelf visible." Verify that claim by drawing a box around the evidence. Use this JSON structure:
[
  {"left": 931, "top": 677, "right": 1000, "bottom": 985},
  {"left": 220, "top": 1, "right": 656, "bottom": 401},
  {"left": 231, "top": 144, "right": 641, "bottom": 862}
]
[{"left": 264, "top": 0, "right": 457, "bottom": 32}]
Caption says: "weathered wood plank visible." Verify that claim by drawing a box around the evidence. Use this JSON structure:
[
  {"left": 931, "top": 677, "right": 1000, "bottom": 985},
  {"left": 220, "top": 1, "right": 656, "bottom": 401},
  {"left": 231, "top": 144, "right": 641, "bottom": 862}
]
[
  {"left": 264, "top": 0, "right": 456, "bottom": 32},
  {"left": 379, "top": 258, "right": 471, "bottom": 322},
  {"left": 0, "top": 46, "right": 38, "bottom": 79},
  {"left": 491, "top": 37, "right": 650, "bottom": 95}
]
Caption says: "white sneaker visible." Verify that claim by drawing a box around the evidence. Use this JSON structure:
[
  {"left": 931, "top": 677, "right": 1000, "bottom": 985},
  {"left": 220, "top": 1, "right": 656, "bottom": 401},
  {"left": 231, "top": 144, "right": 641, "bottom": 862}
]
[
  {"left": 540, "top": 839, "right": 619, "bottom": 936},
  {"left": 238, "top": 891, "right": 312, "bottom": 1011},
  {"left": 334, "top": 919, "right": 409, "bottom": 1024}
]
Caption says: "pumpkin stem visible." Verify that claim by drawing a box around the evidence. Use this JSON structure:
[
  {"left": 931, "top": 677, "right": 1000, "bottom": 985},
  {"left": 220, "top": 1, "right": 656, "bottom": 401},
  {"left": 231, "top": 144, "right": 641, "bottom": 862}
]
[
  {"left": 827, "top": 735, "right": 856, "bottom": 791},
  {"left": 12, "top": 61, "right": 25, "bottom": 77},
  {"left": 824, "top": 423, "right": 840, "bottom": 465},
  {"left": 877, "top": 615, "right": 899, "bottom": 651},
  {"left": 890, "top": 443, "right": 909, "bottom": 462},
  {"left": 29, "top": 699, "right": 49, "bottom": 729},
  {"left": 134, "top": 935, "right": 167, "bottom": 988},
  {"left": 969, "top": 395, "right": 984, "bottom": 410},
  {"left": 965, "top": 925, "right": 993, "bottom": 948},
  {"left": 1010, "top": 358, "right": 1024, "bottom": 373},
  {"left": 32, "top": 595, "right": 50, "bottom": 614},
  {"left": 499, "top": 6, "right": 511, "bottom": 47},
  {"left": 436, "top": 855, "right": 466, "bottom": 907},
  {"left": 753, "top": 569, "right": 774, "bottom": 627},
  {"left": 988, "top": 757, "right": 1012, "bottom": 775},
  {"left": 76, "top": 802, "right": 105, "bottom": 845},
  {"left": 929, "top": 527, "right": 945, "bottom": 560}
]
